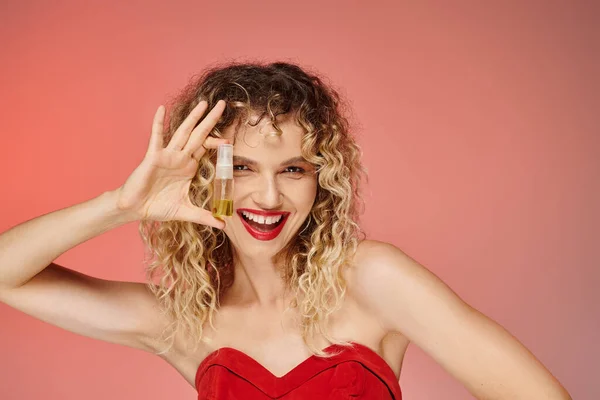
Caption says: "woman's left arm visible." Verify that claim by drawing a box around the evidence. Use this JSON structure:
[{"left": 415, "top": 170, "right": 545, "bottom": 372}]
[{"left": 351, "top": 240, "right": 572, "bottom": 400}]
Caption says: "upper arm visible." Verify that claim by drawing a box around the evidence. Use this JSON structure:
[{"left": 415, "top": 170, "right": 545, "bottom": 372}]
[
  {"left": 0, "top": 262, "right": 169, "bottom": 353},
  {"left": 350, "top": 240, "right": 571, "bottom": 400}
]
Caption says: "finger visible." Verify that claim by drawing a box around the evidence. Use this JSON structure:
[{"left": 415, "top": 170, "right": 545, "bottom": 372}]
[
  {"left": 148, "top": 105, "right": 165, "bottom": 152},
  {"left": 191, "top": 137, "right": 231, "bottom": 160},
  {"left": 167, "top": 101, "right": 209, "bottom": 151},
  {"left": 176, "top": 206, "right": 226, "bottom": 229},
  {"left": 183, "top": 100, "right": 227, "bottom": 155}
]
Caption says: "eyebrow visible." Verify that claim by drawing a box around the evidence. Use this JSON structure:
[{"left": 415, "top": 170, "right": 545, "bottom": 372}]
[{"left": 232, "top": 155, "right": 309, "bottom": 166}]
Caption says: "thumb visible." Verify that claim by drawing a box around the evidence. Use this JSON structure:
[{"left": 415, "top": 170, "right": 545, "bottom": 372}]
[{"left": 176, "top": 205, "right": 226, "bottom": 230}]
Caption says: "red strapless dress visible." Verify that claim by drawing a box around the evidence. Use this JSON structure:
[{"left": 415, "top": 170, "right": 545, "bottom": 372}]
[{"left": 195, "top": 341, "right": 402, "bottom": 399}]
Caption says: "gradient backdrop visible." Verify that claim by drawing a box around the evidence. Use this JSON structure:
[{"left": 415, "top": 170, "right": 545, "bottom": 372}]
[{"left": 0, "top": 1, "right": 597, "bottom": 399}]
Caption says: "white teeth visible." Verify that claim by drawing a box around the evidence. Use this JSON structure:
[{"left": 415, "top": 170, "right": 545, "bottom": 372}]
[{"left": 241, "top": 211, "right": 283, "bottom": 224}]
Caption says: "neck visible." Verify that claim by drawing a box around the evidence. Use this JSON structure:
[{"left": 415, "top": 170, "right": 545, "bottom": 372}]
[{"left": 225, "top": 249, "right": 292, "bottom": 310}]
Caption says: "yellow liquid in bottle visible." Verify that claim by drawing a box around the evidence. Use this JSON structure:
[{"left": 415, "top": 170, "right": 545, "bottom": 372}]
[
  {"left": 212, "top": 178, "right": 234, "bottom": 218},
  {"left": 212, "top": 199, "right": 233, "bottom": 218}
]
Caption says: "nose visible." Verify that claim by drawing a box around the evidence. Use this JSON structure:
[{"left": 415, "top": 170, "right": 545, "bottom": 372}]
[{"left": 251, "top": 175, "right": 284, "bottom": 209}]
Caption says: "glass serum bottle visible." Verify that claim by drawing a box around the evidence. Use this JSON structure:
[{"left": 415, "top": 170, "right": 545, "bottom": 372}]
[{"left": 212, "top": 144, "right": 234, "bottom": 219}]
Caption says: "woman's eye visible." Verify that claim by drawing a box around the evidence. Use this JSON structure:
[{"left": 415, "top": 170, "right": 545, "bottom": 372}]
[
  {"left": 232, "top": 165, "right": 306, "bottom": 175},
  {"left": 285, "top": 166, "right": 306, "bottom": 174}
]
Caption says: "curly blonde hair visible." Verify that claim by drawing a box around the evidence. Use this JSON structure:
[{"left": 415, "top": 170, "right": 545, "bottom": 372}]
[{"left": 139, "top": 60, "right": 368, "bottom": 357}]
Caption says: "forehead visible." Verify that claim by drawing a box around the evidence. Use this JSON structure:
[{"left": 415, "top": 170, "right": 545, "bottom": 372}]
[{"left": 221, "top": 114, "right": 306, "bottom": 162}]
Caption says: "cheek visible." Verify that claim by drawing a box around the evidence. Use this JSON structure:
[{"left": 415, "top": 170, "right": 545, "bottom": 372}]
[{"left": 294, "top": 179, "right": 318, "bottom": 208}]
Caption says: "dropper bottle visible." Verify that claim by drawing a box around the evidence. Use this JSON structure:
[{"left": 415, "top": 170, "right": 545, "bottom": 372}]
[{"left": 212, "top": 144, "right": 234, "bottom": 219}]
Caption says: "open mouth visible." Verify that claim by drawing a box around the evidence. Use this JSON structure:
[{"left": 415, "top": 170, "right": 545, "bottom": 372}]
[
  {"left": 236, "top": 209, "right": 290, "bottom": 241},
  {"left": 239, "top": 212, "right": 286, "bottom": 232}
]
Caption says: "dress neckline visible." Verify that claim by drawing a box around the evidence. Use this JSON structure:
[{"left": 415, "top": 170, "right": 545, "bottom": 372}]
[{"left": 195, "top": 341, "right": 402, "bottom": 398}]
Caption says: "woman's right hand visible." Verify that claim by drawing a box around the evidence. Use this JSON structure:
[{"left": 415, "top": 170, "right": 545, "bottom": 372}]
[{"left": 115, "top": 100, "right": 230, "bottom": 229}]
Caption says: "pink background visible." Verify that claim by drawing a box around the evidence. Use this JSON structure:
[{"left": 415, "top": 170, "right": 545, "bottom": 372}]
[{"left": 0, "top": 1, "right": 597, "bottom": 399}]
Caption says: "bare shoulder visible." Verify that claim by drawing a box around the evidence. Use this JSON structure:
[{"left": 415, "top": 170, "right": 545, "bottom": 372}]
[
  {"left": 344, "top": 240, "right": 403, "bottom": 330},
  {"left": 345, "top": 239, "right": 402, "bottom": 300},
  {"left": 346, "top": 239, "right": 453, "bottom": 334},
  {"left": 347, "top": 238, "right": 420, "bottom": 298},
  {"left": 347, "top": 240, "right": 572, "bottom": 399}
]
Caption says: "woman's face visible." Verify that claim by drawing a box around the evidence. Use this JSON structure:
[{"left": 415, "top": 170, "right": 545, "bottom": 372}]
[{"left": 219, "top": 114, "right": 318, "bottom": 257}]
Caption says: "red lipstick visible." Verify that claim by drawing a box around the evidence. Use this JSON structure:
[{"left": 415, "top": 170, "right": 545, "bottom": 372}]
[{"left": 237, "top": 209, "right": 290, "bottom": 241}]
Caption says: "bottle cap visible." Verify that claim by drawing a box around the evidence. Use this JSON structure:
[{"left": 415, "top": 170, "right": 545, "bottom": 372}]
[
  {"left": 216, "top": 144, "right": 233, "bottom": 166},
  {"left": 215, "top": 144, "right": 233, "bottom": 179}
]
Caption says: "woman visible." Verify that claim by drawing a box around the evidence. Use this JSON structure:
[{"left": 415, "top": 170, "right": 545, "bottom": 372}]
[{"left": 0, "top": 61, "right": 571, "bottom": 399}]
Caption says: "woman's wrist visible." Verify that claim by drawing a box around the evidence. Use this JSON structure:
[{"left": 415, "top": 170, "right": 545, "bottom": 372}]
[{"left": 102, "top": 188, "right": 142, "bottom": 226}]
